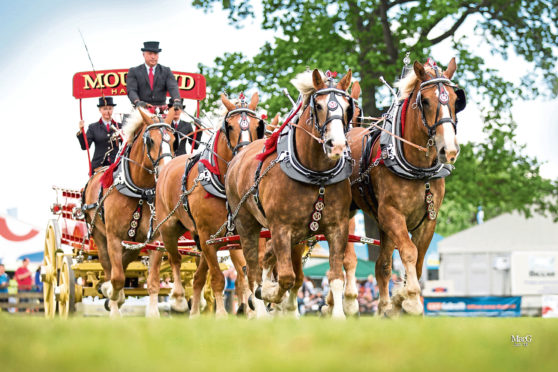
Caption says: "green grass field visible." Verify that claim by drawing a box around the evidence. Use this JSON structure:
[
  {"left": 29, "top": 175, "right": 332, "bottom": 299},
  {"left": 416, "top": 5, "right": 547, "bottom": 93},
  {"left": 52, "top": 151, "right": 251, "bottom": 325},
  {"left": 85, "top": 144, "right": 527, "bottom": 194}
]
[{"left": 0, "top": 315, "right": 556, "bottom": 371}]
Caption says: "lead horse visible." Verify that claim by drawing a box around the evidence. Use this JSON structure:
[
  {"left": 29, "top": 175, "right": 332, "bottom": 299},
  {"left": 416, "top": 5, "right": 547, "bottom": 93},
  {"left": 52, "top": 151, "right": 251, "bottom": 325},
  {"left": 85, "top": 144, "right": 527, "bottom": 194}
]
[
  {"left": 225, "top": 69, "right": 356, "bottom": 318},
  {"left": 348, "top": 58, "right": 465, "bottom": 316},
  {"left": 147, "top": 92, "right": 265, "bottom": 317},
  {"left": 82, "top": 108, "right": 175, "bottom": 317}
]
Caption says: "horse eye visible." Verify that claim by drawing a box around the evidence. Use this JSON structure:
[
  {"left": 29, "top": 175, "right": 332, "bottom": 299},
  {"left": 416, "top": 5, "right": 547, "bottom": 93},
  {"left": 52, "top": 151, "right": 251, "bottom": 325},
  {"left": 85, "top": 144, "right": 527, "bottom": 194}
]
[
  {"left": 316, "top": 103, "right": 323, "bottom": 110},
  {"left": 421, "top": 98, "right": 429, "bottom": 107}
]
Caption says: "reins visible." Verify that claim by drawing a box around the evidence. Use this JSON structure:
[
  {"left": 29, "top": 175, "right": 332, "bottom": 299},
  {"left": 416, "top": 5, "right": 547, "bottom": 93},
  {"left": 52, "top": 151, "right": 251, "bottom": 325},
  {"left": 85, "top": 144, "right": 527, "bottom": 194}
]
[{"left": 353, "top": 116, "right": 428, "bottom": 153}]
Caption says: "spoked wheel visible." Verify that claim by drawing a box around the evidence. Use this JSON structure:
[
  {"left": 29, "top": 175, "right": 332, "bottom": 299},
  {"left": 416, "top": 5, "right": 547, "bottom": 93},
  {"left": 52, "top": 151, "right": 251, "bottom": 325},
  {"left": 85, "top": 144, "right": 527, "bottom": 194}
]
[
  {"left": 58, "top": 256, "right": 76, "bottom": 318},
  {"left": 42, "top": 220, "right": 59, "bottom": 318}
]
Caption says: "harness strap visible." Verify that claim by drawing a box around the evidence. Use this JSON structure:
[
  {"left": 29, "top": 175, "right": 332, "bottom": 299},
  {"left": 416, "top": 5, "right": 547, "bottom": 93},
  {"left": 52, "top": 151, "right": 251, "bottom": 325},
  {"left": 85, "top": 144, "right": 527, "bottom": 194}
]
[{"left": 253, "top": 146, "right": 267, "bottom": 218}]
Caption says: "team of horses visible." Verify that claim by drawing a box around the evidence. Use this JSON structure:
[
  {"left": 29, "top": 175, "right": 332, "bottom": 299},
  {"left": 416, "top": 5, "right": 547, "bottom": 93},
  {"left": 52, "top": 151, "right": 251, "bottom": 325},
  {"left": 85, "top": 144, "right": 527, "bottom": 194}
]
[{"left": 82, "top": 58, "right": 465, "bottom": 319}]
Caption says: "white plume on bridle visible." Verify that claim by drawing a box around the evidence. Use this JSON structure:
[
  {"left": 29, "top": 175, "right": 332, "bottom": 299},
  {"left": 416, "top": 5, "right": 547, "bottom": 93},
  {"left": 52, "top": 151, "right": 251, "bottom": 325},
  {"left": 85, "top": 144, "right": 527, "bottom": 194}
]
[
  {"left": 122, "top": 108, "right": 149, "bottom": 140},
  {"left": 290, "top": 70, "right": 325, "bottom": 106}
]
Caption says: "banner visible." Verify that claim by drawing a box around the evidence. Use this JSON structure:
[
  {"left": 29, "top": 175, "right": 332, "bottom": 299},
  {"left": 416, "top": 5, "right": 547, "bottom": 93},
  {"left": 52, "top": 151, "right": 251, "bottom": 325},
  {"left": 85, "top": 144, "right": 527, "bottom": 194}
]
[
  {"left": 424, "top": 296, "right": 521, "bottom": 317},
  {"left": 72, "top": 69, "right": 206, "bottom": 101}
]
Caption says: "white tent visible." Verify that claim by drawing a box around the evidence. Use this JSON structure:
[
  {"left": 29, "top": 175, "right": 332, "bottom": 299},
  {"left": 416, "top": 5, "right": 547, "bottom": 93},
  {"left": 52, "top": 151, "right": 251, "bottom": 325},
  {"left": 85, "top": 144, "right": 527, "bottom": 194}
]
[
  {"left": 0, "top": 213, "right": 44, "bottom": 271},
  {"left": 437, "top": 211, "right": 558, "bottom": 313}
]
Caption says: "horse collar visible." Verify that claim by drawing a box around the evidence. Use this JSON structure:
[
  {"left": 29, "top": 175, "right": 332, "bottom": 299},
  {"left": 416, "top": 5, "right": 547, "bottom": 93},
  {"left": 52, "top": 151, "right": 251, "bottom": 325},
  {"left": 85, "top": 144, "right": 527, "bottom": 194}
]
[
  {"left": 276, "top": 125, "right": 353, "bottom": 186},
  {"left": 113, "top": 144, "right": 156, "bottom": 202},
  {"left": 197, "top": 134, "right": 227, "bottom": 199},
  {"left": 379, "top": 100, "right": 453, "bottom": 180}
]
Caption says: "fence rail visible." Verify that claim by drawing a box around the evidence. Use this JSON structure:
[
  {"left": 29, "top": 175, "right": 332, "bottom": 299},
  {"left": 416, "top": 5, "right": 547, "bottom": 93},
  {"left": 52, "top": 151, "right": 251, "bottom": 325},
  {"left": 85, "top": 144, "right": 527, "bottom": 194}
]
[{"left": 0, "top": 292, "right": 44, "bottom": 312}]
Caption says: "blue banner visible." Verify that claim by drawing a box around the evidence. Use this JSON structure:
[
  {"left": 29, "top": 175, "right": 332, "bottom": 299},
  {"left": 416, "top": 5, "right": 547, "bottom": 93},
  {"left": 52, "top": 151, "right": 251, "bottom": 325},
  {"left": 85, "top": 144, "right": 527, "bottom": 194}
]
[{"left": 424, "top": 296, "right": 522, "bottom": 317}]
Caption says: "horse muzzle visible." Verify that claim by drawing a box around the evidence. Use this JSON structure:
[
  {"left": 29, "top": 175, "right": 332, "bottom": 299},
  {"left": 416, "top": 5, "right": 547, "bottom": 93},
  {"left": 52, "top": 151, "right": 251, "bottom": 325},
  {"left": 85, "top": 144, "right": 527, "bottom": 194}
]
[
  {"left": 437, "top": 142, "right": 460, "bottom": 164},
  {"left": 323, "top": 138, "right": 347, "bottom": 160}
]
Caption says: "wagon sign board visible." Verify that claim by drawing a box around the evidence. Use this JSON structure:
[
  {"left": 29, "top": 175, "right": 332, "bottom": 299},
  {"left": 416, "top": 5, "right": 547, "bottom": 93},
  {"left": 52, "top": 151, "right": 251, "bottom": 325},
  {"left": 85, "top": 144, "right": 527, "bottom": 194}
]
[{"left": 72, "top": 69, "right": 207, "bottom": 100}]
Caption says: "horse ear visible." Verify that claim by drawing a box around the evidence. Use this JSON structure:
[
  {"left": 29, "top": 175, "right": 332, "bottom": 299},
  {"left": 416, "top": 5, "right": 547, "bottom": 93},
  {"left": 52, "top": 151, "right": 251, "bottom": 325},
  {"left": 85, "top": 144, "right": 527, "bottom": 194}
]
[
  {"left": 271, "top": 113, "right": 280, "bottom": 127},
  {"left": 139, "top": 108, "right": 154, "bottom": 125},
  {"left": 413, "top": 61, "right": 428, "bottom": 82},
  {"left": 444, "top": 57, "right": 457, "bottom": 79},
  {"left": 312, "top": 69, "right": 324, "bottom": 89},
  {"left": 350, "top": 80, "right": 361, "bottom": 99},
  {"left": 248, "top": 91, "right": 259, "bottom": 111},
  {"left": 338, "top": 69, "right": 352, "bottom": 91},
  {"left": 221, "top": 93, "right": 236, "bottom": 111},
  {"left": 164, "top": 109, "right": 175, "bottom": 124}
]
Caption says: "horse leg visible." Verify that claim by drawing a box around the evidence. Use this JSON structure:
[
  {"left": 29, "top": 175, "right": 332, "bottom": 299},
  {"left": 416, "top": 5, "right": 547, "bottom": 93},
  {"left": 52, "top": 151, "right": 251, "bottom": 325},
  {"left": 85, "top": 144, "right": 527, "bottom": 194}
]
[
  {"left": 411, "top": 222, "right": 436, "bottom": 282},
  {"left": 146, "top": 250, "right": 164, "bottom": 318},
  {"left": 161, "top": 233, "right": 188, "bottom": 313},
  {"left": 280, "top": 243, "right": 304, "bottom": 317},
  {"left": 262, "top": 227, "right": 293, "bottom": 304},
  {"left": 238, "top": 225, "right": 267, "bottom": 318},
  {"left": 230, "top": 249, "right": 249, "bottom": 316},
  {"left": 375, "top": 229, "right": 395, "bottom": 316},
  {"left": 198, "top": 232, "right": 227, "bottom": 318},
  {"left": 94, "top": 234, "right": 113, "bottom": 297},
  {"left": 327, "top": 223, "right": 350, "bottom": 319},
  {"left": 381, "top": 214, "right": 422, "bottom": 316},
  {"left": 107, "top": 235, "right": 125, "bottom": 318},
  {"left": 260, "top": 238, "right": 278, "bottom": 302},
  {"left": 343, "top": 216, "right": 359, "bottom": 316},
  {"left": 190, "top": 253, "right": 208, "bottom": 318}
]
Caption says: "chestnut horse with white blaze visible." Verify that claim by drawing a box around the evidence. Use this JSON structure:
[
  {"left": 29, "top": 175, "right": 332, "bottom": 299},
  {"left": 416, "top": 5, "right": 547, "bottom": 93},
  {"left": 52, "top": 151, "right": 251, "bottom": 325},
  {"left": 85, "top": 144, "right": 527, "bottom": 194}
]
[
  {"left": 225, "top": 70, "right": 356, "bottom": 318},
  {"left": 82, "top": 108, "right": 176, "bottom": 317},
  {"left": 348, "top": 58, "right": 465, "bottom": 316},
  {"left": 147, "top": 92, "right": 265, "bottom": 318}
]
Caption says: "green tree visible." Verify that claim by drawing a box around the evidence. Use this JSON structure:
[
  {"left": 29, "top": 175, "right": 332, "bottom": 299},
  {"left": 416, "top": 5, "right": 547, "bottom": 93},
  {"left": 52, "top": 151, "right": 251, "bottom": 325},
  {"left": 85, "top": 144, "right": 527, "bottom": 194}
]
[{"left": 193, "top": 0, "right": 558, "bottom": 240}]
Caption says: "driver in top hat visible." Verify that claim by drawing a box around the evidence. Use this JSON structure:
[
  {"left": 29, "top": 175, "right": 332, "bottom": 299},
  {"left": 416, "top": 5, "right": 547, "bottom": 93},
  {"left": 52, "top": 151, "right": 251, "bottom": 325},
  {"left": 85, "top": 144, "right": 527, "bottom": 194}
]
[
  {"left": 126, "top": 41, "right": 182, "bottom": 110},
  {"left": 77, "top": 97, "right": 122, "bottom": 171},
  {"left": 167, "top": 98, "right": 200, "bottom": 156}
]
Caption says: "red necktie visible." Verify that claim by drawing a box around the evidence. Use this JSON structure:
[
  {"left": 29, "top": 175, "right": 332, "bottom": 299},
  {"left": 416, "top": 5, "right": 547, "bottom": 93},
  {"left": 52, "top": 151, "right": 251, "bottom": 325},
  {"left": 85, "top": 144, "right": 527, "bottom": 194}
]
[
  {"left": 106, "top": 123, "right": 110, "bottom": 132},
  {"left": 149, "top": 67, "right": 154, "bottom": 90},
  {"left": 174, "top": 121, "right": 178, "bottom": 129}
]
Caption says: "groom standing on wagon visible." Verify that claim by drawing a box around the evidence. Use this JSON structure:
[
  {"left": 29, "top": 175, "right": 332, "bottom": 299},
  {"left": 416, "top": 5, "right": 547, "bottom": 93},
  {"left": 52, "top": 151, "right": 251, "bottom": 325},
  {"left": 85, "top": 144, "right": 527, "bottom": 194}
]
[{"left": 126, "top": 41, "right": 182, "bottom": 111}]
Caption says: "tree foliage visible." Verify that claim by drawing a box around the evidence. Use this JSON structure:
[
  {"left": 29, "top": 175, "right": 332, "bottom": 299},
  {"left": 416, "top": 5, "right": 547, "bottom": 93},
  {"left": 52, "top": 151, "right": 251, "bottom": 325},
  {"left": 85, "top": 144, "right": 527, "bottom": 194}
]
[{"left": 193, "top": 0, "right": 558, "bottom": 236}]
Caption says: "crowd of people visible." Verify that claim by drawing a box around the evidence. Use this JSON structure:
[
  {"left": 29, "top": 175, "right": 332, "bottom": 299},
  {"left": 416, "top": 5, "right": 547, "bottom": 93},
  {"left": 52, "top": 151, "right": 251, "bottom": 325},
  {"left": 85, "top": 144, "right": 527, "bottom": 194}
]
[{"left": 0, "top": 259, "right": 43, "bottom": 313}]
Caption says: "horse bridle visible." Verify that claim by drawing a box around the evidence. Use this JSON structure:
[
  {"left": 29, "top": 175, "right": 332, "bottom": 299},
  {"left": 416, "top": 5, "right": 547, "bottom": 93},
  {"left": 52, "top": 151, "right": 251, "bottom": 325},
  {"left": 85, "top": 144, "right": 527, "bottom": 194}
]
[
  {"left": 415, "top": 66, "right": 467, "bottom": 138},
  {"left": 308, "top": 78, "right": 355, "bottom": 151},
  {"left": 143, "top": 122, "right": 175, "bottom": 178},
  {"left": 221, "top": 107, "right": 265, "bottom": 155}
]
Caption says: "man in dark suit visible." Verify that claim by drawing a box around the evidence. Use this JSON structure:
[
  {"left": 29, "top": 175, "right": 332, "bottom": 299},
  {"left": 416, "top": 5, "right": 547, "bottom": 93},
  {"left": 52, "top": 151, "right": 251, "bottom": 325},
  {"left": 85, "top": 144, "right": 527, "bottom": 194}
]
[
  {"left": 77, "top": 97, "right": 122, "bottom": 171},
  {"left": 126, "top": 41, "right": 182, "bottom": 109},
  {"left": 168, "top": 98, "right": 200, "bottom": 156}
]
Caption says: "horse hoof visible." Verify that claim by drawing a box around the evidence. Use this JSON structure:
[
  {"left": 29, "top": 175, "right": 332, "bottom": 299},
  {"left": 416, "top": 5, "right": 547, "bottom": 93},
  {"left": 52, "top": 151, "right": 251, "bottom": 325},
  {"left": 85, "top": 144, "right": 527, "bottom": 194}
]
[
  {"left": 248, "top": 295, "right": 256, "bottom": 311},
  {"left": 402, "top": 299, "right": 423, "bottom": 315},
  {"left": 236, "top": 303, "right": 246, "bottom": 315},
  {"left": 255, "top": 286, "right": 263, "bottom": 300},
  {"left": 343, "top": 298, "right": 359, "bottom": 316},
  {"left": 104, "top": 299, "right": 110, "bottom": 312},
  {"left": 187, "top": 298, "right": 192, "bottom": 309}
]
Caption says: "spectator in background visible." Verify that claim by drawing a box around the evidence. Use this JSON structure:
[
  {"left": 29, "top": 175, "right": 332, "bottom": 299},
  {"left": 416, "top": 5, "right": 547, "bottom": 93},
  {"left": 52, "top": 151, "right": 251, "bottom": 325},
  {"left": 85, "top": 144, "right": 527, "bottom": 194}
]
[
  {"left": 0, "top": 264, "right": 9, "bottom": 305},
  {"left": 388, "top": 273, "right": 399, "bottom": 296},
  {"left": 224, "top": 268, "right": 236, "bottom": 313},
  {"left": 301, "top": 276, "right": 315, "bottom": 298},
  {"left": 34, "top": 268, "right": 43, "bottom": 292},
  {"left": 15, "top": 258, "right": 32, "bottom": 292},
  {"left": 364, "top": 274, "right": 377, "bottom": 299}
]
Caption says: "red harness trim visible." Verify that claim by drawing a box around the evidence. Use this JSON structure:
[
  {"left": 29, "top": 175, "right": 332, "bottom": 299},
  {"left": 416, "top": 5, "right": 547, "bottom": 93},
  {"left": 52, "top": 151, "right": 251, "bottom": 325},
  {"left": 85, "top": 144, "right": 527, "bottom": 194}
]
[
  {"left": 371, "top": 97, "right": 409, "bottom": 164},
  {"left": 255, "top": 101, "right": 302, "bottom": 162},
  {"left": 199, "top": 130, "right": 221, "bottom": 176}
]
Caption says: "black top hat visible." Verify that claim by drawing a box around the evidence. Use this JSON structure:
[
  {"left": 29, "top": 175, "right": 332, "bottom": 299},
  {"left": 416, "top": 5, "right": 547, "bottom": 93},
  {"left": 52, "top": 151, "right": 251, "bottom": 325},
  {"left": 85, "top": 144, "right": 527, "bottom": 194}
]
[
  {"left": 141, "top": 41, "right": 162, "bottom": 53},
  {"left": 97, "top": 96, "right": 117, "bottom": 107},
  {"left": 168, "top": 98, "right": 184, "bottom": 109}
]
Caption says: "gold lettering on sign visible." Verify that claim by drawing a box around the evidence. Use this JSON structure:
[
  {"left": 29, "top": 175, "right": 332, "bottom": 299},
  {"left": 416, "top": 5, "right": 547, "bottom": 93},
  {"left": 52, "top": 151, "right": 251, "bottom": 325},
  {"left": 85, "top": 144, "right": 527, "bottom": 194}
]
[
  {"left": 83, "top": 73, "right": 105, "bottom": 89},
  {"left": 175, "top": 74, "right": 195, "bottom": 90},
  {"left": 111, "top": 89, "right": 118, "bottom": 95},
  {"left": 104, "top": 72, "right": 119, "bottom": 88},
  {"left": 118, "top": 71, "right": 128, "bottom": 86}
]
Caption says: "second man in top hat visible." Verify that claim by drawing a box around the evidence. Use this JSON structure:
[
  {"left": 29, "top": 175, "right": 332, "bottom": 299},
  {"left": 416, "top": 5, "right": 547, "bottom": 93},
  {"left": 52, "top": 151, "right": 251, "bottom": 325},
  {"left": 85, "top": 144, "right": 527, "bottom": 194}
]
[
  {"left": 77, "top": 97, "right": 122, "bottom": 171},
  {"left": 167, "top": 98, "right": 199, "bottom": 156},
  {"left": 126, "top": 41, "right": 182, "bottom": 109}
]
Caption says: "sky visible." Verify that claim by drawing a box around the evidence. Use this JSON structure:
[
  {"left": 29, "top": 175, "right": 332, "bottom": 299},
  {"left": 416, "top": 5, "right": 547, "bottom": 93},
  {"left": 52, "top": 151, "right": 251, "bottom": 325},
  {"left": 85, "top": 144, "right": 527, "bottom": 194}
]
[{"left": 0, "top": 0, "right": 556, "bottom": 228}]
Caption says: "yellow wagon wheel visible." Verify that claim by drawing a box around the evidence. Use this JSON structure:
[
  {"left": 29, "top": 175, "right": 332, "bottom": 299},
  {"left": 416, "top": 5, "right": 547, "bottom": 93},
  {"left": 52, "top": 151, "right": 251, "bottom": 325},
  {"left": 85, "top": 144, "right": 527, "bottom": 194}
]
[
  {"left": 42, "top": 220, "right": 59, "bottom": 318},
  {"left": 58, "top": 256, "right": 76, "bottom": 318}
]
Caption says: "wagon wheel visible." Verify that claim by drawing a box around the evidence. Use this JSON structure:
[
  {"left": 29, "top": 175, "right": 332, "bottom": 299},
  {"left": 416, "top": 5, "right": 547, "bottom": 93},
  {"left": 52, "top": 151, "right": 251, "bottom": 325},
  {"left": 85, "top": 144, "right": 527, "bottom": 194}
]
[
  {"left": 58, "top": 256, "right": 76, "bottom": 318},
  {"left": 42, "top": 219, "right": 59, "bottom": 318}
]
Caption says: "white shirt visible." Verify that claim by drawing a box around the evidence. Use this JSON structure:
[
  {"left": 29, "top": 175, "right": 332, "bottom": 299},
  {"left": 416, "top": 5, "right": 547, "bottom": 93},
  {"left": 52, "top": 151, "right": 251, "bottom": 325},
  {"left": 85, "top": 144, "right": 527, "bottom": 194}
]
[{"left": 145, "top": 64, "right": 157, "bottom": 75}]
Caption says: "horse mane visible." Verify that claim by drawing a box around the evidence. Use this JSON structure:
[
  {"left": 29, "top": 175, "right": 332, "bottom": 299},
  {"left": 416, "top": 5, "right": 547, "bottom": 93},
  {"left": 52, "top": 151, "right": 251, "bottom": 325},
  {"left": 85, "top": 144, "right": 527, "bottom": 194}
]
[
  {"left": 396, "top": 64, "right": 437, "bottom": 100},
  {"left": 122, "top": 108, "right": 148, "bottom": 140},
  {"left": 290, "top": 70, "right": 326, "bottom": 105}
]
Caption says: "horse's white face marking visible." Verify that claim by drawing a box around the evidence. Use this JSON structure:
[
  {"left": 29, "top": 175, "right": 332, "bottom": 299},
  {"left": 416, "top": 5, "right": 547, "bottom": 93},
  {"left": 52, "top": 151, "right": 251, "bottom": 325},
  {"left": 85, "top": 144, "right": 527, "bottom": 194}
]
[
  {"left": 240, "top": 129, "right": 251, "bottom": 144},
  {"left": 159, "top": 137, "right": 172, "bottom": 166},
  {"left": 322, "top": 97, "right": 349, "bottom": 160}
]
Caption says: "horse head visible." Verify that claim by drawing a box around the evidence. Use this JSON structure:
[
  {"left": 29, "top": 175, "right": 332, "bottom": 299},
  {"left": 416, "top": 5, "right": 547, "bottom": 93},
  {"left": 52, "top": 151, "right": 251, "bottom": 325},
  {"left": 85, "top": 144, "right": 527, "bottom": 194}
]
[
  {"left": 412, "top": 58, "right": 465, "bottom": 164},
  {"left": 220, "top": 92, "right": 266, "bottom": 155},
  {"left": 309, "top": 69, "right": 354, "bottom": 160},
  {"left": 133, "top": 109, "right": 176, "bottom": 180}
]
